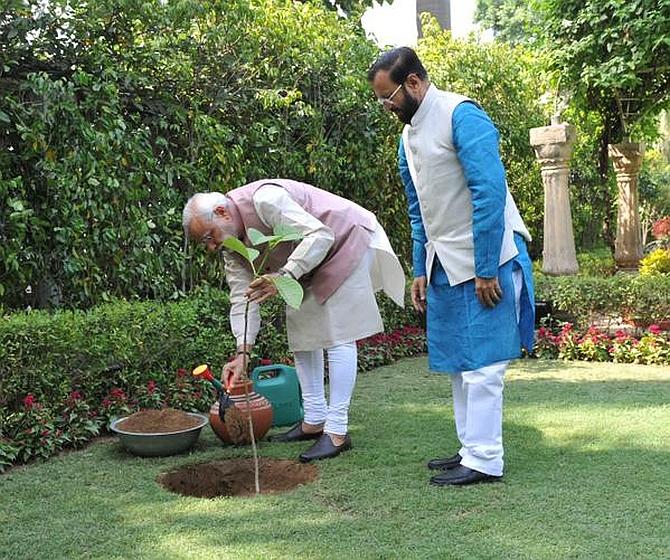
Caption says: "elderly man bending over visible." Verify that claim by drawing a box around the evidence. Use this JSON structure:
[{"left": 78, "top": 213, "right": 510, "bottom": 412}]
[{"left": 182, "top": 179, "right": 405, "bottom": 462}]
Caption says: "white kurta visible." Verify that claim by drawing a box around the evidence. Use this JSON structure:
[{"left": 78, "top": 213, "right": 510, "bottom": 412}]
[{"left": 224, "top": 185, "right": 405, "bottom": 352}]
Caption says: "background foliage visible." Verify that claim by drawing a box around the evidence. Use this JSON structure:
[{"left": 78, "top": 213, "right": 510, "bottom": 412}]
[
  {"left": 0, "top": 289, "right": 422, "bottom": 469},
  {"left": 0, "top": 0, "right": 405, "bottom": 310}
]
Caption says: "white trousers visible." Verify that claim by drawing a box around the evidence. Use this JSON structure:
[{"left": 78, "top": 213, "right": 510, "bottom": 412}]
[
  {"left": 293, "top": 341, "right": 357, "bottom": 436},
  {"left": 450, "top": 268, "right": 523, "bottom": 477}
]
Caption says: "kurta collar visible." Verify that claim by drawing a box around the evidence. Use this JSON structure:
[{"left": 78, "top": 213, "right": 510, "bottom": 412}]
[{"left": 410, "top": 83, "right": 438, "bottom": 127}]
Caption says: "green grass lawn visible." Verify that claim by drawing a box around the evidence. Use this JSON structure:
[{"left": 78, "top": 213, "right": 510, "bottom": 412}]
[{"left": 1, "top": 358, "right": 669, "bottom": 560}]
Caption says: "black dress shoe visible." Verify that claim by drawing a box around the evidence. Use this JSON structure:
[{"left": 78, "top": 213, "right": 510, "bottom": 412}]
[
  {"left": 430, "top": 465, "right": 502, "bottom": 486},
  {"left": 427, "top": 453, "right": 462, "bottom": 470},
  {"left": 299, "top": 434, "right": 352, "bottom": 463},
  {"left": 269, "top": 423, "right": 323, "bottom": 443}
]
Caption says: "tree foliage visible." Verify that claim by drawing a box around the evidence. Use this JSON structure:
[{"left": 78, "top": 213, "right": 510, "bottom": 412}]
[
  {"left": 475, "top": 0, "right": 670, "bottom": 247},
  {"left": 0, "top": 0, "right": 404, "bottom": 310},
  {"left": 475, "top": 0, "right": 539, "bottom": 45},
  {"left": 477, "top": 0, "right": 670, "bottom": 143}
]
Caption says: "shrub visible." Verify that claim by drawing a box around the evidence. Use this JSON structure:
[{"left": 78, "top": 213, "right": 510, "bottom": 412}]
[
  {"left": 534, "top": 272, "right": 670, "bottom": 328},
  {"left": 0, "top": 0, "right": 407, "bottom": 309},
  {"left": 535, "top": 322, "right": 670, "bottom": 366},
  {"left": 0, "top": 288, "right": 423, "bottom": 470},
  {"left": 640, "top": 249, "right": 670, "bottom": 276}
]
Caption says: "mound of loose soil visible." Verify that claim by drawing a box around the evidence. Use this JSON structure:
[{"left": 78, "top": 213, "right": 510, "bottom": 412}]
[
  {"left": 117, "top": 408, "right": 202, "bottom": 433},
  {"left": 157, "top": 457, "right": 318, "bottom": 498}
]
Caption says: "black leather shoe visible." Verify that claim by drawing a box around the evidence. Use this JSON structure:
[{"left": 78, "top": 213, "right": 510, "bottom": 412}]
[
  {"left": 269, "top": 423, "right": 323, "bottom": 443},
  {"left": 430, "top": 465, "right": 502, "bottom": 486},
  {"left": 427, "top": 453, "right": 462, "bottom": 470},
  {"left": 299, "top": 434, "right": 352, "bottom": 463}
]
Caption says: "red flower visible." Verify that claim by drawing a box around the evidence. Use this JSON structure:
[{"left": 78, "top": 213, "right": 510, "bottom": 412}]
[
  {"left": 69, "top": 390, "right": 82, "bottom": 401},
  {"left": 176, "top": 368, "right": 188, "bottom": 378},
  {"left": 651, "top": 216, "right": 670, "bottom": 239},
  {"left": 146, "top": 380, "right": 157, "bottom": 394},
  {"left": 109, "top": 388, "right": 126, "bottom": 400},
  {"left": 23, "top": 394, "right": 36, "bottom": 409},
  {"left": 260, "top": 358, "right": 272, "bottom": 366},
  {"left": 41, "top": 429, "right": 50, "bottom": 437},
  {"left": 101, "top": 398, "right": 112, "bottom": 408},
  {"left": 648, "top": 324, "right": 662, "bottom": 335}
]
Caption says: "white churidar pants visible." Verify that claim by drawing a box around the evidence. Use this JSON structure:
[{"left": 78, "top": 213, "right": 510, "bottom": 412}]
[
  {"left": 293, "top": 342, "right": 357, "bottom": 436},
  {"left": 450, "top": 268, "right": 523, "bottom": 476}
]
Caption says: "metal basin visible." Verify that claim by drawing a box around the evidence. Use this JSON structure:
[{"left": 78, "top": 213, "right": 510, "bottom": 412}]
[{"left": 109, "top": 413, "right": 209, "bottom": 457}]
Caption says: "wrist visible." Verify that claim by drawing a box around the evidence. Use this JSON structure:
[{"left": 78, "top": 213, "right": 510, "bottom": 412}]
[{"left": 278, "top": 267, "right": 296, "bottom": 280}]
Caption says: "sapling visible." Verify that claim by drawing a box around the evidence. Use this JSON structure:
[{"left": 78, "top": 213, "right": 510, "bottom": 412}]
[{"left": 221, "top": 225, "right": 304, "bottom": 495}]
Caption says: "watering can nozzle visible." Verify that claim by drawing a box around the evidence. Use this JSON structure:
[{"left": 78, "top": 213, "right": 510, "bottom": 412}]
[
  {"left": 192, "top": 364, "right": 224, "bottom": 392},
  {"left": 192, "top": 364, "right": 234, "bottom": 423}
]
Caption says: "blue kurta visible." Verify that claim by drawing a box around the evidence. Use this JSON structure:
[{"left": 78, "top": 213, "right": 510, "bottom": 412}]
[{"left": 399, "top": 101, "right": 535, "bottom": 373}]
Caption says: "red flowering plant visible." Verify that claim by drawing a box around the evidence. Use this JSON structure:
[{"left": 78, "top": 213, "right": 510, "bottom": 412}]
[
  {"left": 134, "top": 379, "right": 165, "bottom": 410},
  {"left": 164, "top": 368, "right": 212, "bottom": 412},
  {"left": 555, "top": 322, "right": 580, "bottom": 361},
  {"left": 100, "top": 387, "right": 131, "bottom": 425},
  {"left": 3, "top": 394, "right": 64, "bottom": 463},
  {"left": 357, "top": 326, "right": 427, "bottom": 371},
  {"left": 610, "top": 330, "right": 641, "bottom": 363},
  {"left": 637, "top": 325, "right": 670, "bottom": 365},
  {"left": 55, "top": 391, "right": 102, "bottom": 448},
  {"left": 576, "top": 326, "right": 611, "bottom": 362},
  {"left": 534, "top": 322, "right": 670, "bottom": 365},
  {"left": 651, "top": 216, "right": 670, "bottom": 247},
  {"left": 535, "top": 323, "right": 560, "bottom": 359}
]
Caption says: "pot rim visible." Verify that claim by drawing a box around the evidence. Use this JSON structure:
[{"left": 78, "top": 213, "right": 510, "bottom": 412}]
[{"left": 109, "top": 412, "right": 209, "bottom": 436}]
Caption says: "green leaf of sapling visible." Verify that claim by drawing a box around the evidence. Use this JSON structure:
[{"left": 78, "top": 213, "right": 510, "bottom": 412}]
[
  {"left": 272, "top": 276, "right": 304, "bottom": 309},
  {"left": 272, "top": 224, "right": 304, "bottom": 242},
  {"left": 247, "top": 228, "right": 273, "bottom": 246},
  {"left": 222, "top": 237, "right": 254, "bottom": 262}
]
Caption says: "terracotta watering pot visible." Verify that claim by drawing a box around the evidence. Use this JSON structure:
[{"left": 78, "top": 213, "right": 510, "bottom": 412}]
[{"left": 208, "top": 379, "right": 273, "bottom": 445}]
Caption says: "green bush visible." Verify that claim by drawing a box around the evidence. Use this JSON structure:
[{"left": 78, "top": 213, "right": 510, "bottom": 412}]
[
  {"left": 0, "top": 288, "right": 422, "bottom": 470},
  {"left": 0, "top": 0, "right": 407, "bottom": 309},
  {"left": 640, "top": 249, "right": 670, "bottom": 276},
  {"left": 534, "top": 272, "right": 670, "bottom": 327}
]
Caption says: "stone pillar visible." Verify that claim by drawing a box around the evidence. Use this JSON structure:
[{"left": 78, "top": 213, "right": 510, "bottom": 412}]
[
  {"left": 530, "top": 122, "right": 579, "bottom": 275},
  {"left": 608, "top": 142, "right": 644, "bottom": 270}
]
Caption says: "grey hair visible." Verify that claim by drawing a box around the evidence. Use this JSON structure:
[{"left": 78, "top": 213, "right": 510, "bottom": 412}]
[{"left": 182, "top": 192, "right": 229, "bottom": 232}]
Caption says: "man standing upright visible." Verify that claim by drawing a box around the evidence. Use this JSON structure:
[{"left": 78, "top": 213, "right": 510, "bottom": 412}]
[{"left": 368, "top": 47, "right": 535, "bottom": 486}]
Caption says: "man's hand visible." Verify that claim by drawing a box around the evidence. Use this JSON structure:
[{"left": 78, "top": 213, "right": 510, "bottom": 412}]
[
  {"left": 475, "top": 276, "right": 503, "bottom": 308},
  {"left": 245, "top": 273, "right": 280, "bottom": 304},
  {"left": 222, "top": 354, "right": 248, "bottom": 388},
  {"left": 411, "top": 276, "right": 427, "bottom": 313}
]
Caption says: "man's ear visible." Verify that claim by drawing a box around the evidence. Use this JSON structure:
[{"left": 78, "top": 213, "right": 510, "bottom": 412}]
[
  {"left": 213, "top": 205, "right": 230, "bottom": 220},
  {"left": 405, "top": 73, "right": 421, "bottom": 91}
]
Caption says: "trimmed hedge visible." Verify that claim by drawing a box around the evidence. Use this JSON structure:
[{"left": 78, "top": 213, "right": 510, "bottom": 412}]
[
  {"left": 0, "top": 289, "right": 423, "bottom": 470},
  {"left": 534, "top": 272, "right": 670, "bottom": 328}
]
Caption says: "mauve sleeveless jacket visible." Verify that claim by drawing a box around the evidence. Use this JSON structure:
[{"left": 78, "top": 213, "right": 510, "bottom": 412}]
[{"left": 226, "top": 179, "right": 377, "bottom": 304}]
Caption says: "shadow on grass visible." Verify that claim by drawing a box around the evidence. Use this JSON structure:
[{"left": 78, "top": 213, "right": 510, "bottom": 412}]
[
  {"left": 3, "top": 358, "right": 670, "bottom": 559},
  {"left": 124, "top": 416, "right": 670, "bottom": 560}
]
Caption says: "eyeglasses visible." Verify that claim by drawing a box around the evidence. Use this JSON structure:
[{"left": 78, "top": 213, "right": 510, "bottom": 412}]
[{"left": 377, "top": 83, "right": 403, "bottom": 107}]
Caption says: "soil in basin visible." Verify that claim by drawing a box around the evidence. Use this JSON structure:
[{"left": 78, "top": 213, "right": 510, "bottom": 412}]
[{"left": 117, "top": 408, "right": 202, "bottom": 433}]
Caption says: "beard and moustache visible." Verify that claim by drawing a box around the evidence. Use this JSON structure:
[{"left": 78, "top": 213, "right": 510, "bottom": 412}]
[{"left": 392, "top": 91, "right": 420, "bottom": 125}]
